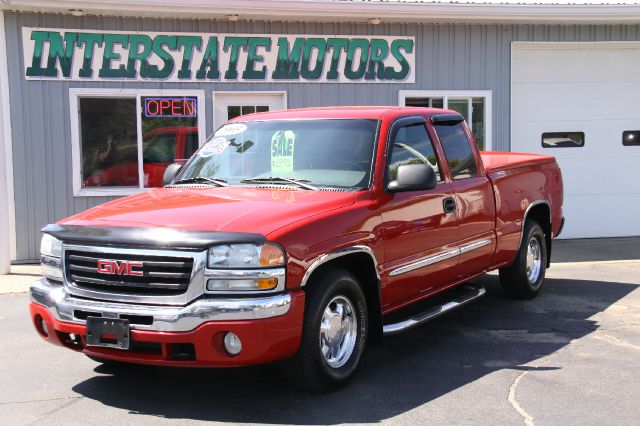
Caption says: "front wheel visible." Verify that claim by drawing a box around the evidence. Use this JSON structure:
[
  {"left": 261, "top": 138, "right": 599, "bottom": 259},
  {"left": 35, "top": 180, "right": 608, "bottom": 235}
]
[
  {"left": 499, "top": 220, "right": 548, "bottom": 299},
  {"left": 282, "top": 269, "right": 368, "bottom": 392}
]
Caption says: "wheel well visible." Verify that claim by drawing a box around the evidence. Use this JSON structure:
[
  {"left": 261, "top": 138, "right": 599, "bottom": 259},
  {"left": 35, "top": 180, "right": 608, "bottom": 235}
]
[
  {"left": 304, "top": 253, "right": 383, "bottom": 345},
  {"left": 526, "top": 203, "right": 552, "bottom": 267}
]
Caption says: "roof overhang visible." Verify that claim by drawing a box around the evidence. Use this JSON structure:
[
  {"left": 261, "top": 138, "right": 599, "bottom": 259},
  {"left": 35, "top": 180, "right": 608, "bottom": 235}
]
[{"left": 1, "top": 0, "right": 640, "bottom": 24}]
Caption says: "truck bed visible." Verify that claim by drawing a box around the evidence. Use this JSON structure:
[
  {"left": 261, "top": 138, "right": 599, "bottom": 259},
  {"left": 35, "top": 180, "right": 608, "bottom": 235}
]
[{"left": 480, "top": 151, "right": 556, "bottom": 173}]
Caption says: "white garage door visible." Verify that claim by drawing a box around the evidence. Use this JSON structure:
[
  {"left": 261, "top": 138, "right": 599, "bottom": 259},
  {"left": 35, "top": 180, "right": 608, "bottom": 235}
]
[{"left": 512, "top": 42, "right": 640, "bottom": 239}]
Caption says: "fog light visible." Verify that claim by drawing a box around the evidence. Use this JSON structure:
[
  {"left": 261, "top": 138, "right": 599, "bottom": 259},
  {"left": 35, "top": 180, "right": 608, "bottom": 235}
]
[
  {"left": 223, "top": 332, "right": 242, "bottom": 356},
  {"left": 35, "top": 314, "right": 48, "bottom": 337}
]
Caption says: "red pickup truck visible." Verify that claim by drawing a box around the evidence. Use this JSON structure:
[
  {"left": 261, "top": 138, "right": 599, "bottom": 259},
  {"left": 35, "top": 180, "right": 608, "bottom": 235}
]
[{"left": 30, "top": 107, "right": 564, "bottom": 391}]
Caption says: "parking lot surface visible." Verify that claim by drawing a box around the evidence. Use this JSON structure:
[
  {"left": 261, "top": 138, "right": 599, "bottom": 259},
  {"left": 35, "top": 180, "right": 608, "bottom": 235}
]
[{"left": 1, "top": 239, "right": 639, "bottom": 425}]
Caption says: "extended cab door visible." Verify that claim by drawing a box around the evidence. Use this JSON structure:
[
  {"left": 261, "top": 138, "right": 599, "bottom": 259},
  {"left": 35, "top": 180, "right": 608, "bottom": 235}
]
[
  {"left": 380, "top": 117, "right": 460, "bottom": 309},
  {"left": 431, "top": 116, "right": 496, "bottom": 279}
]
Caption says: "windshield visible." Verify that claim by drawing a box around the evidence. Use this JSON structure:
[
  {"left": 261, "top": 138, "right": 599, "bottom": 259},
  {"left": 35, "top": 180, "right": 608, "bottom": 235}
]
[{"left": 175, "top": 119, "right": 379, "bottom": 190}]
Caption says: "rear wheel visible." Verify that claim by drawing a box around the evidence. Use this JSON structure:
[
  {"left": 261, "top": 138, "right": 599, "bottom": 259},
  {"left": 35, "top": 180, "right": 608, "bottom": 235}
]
[
  {"left": 282, "top": 269, "right": 368, "bottom": 392},
  {"left": 499, "top": 220, "right": 547, "bottom": 299}
]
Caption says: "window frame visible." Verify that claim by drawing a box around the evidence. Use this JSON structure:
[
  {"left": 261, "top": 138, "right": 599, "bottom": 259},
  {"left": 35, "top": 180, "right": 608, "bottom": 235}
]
[
  {"left": 211, "top": 91, "right": 287, "bottom": 130},
  {"left": 384, "top": 116, "right": 446, "bottom": 191},
  {"left": 541, "top": 131, "right": 585, "bottom": 148},
  {"left": 398, "top": 90, "right": 492, "bottom": 151},
  {"left": 433, "top": 120, "right": 480, "bottom": 181},
  {"left": 69, "top": 88, "right": 206, "bottom": 197}
]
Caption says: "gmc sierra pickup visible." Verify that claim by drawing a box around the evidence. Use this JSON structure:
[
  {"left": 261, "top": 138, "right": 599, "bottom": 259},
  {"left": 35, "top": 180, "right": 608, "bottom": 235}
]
[{"left": 30, "top": 107, "right": 564, "bottom": 391}]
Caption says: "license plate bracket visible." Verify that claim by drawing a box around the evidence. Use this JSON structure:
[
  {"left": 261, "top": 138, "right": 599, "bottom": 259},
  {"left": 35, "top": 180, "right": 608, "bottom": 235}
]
[{"left": 86, "top": 317, "right": 130, "bottom": 350}]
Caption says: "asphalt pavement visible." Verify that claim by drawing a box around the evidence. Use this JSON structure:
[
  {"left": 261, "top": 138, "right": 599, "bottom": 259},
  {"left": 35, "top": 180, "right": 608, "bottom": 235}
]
[{"left": 1, "top": 239, "right": 639, "bottom": 425}]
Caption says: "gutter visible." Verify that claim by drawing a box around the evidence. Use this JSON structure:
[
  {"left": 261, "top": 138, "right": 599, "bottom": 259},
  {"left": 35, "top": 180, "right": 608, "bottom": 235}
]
[{"left": 1, "top": 0, "right": 640, "bottom": 24}]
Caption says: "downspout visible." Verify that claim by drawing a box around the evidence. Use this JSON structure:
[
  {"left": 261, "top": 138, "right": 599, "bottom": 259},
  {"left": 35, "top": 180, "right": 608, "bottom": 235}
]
[{"left": 0, "top": 10, "right": 16, "bottom": 273}]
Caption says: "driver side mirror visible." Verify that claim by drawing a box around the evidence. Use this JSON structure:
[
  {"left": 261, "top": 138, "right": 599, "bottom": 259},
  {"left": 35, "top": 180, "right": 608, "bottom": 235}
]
[
  {"left": 387, "top": 163, "right": 438, "bottom": 192},
  {"left": 163, "top": 163, "right": 183, "bottom": 186}
]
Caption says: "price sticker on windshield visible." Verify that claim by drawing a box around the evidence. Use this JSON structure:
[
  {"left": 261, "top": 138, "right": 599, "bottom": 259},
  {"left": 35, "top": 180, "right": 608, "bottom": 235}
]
[
  {"left": 271, "top": 130, "right": 295, "bottom": 173},
  {"left": 199, "top": 137, "right": 230, "bottom": 157}
]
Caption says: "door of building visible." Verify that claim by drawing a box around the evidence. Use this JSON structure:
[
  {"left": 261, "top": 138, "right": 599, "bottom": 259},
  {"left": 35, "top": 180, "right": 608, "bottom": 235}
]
[
  {"left": 213, "top": 92, "right": 286, "bottom": 129},
  {"left": 511, "top": 43, "right": 640, "bottom": 238}
]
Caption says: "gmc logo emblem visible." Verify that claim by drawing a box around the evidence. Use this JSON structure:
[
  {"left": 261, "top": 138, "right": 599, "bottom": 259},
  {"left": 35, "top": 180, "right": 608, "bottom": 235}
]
[{"left": 96, "top": 260, "right": 144, "bottom": 276}]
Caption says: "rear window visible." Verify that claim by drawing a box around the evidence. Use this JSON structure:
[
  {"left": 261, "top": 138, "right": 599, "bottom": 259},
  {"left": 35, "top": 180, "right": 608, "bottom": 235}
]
[{"left": 542, "top": 132, "right": 584, "bottom": 148}]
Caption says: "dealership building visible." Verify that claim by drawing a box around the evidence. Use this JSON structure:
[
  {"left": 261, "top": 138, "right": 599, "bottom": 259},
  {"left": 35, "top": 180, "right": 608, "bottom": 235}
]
[{"left": 1, "top": 0, "right": 640, "bottom": 269}]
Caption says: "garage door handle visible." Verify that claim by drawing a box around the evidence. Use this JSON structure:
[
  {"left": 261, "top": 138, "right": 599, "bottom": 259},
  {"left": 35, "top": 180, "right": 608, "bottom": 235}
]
[{"left": 443, "top": 197, "right": 457, "bottom": 213}]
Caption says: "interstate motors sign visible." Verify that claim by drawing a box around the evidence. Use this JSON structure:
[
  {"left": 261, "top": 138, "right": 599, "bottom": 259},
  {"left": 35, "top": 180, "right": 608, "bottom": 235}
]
[{"left": 22, "top": 28, "right": 415, "bottom": 83}]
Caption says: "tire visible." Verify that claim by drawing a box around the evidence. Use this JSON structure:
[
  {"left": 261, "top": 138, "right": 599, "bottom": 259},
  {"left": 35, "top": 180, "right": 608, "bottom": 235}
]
[
  {"left": 499, "top": 220, "right": 547, "bottom": 300},
  {"left": 282, "top": 268, "right": 368, "bottom": 392}
]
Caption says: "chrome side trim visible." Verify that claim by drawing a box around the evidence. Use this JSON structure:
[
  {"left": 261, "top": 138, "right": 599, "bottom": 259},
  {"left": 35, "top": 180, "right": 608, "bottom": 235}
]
[
  {"left": 389, "top": 248, "right": 460, "bottom": 277},
  {"left": 300, "top": 245, "right": 380, "bottom": 287},
  {"left": 204, "top": 267, "right": 286, "bottom": 295},
  {"left": 30, "top": 278, "right": 292, "bottom": 332},
  {"left": 383, "top": 284, "right": 486, "bottom": 335},
  {"left": 459, "top": 239, "right": 492, "bottom": 254},
  {"left": 389, "top": 238, "right": 493, "bottom": 277}
]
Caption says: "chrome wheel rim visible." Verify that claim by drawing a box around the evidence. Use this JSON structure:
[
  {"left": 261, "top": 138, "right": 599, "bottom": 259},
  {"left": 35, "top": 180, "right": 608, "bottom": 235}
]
[
  {"left": 526, "top": 237, "right": 542, "bottom": 285},
  {"left": 319, "top": 295, "right": 357, "bottom": 369}
]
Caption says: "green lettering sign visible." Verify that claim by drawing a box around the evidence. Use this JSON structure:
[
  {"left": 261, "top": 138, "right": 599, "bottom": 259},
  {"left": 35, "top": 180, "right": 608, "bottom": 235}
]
[
  {"left": 272, "top": 37, "right": 303, "bottom": 80},
  {"left": 23, "top": 28, "right": 415, "bottom": 83},
  {"left": 196, "top": 37, "right": 220, "bottom": 80}
]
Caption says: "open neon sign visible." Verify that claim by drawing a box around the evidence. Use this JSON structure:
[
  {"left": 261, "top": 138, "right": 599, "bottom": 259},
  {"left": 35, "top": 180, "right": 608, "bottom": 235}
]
[{"left": 144, "top": 97, "right": 197, "bottom": 118}]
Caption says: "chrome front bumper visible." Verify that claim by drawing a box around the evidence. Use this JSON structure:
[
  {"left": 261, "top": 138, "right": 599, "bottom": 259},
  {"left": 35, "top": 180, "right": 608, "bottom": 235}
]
[{"left": 30, "top": 278, "right": 292, "bottom": 333}]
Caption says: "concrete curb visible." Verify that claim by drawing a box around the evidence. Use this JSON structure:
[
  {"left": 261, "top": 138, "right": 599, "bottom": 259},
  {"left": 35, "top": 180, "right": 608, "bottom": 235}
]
[{"left": 0, "top": 265, "right": 40, "bottom": 295}]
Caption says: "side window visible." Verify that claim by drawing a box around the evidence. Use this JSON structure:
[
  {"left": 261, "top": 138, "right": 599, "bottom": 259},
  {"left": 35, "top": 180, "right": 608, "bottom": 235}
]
[
  {"left": 434, "top": 123, "right": 478, "bottom": 180},
  {"left": 388, "top": 124, "right": 441, "bottom": 182}
]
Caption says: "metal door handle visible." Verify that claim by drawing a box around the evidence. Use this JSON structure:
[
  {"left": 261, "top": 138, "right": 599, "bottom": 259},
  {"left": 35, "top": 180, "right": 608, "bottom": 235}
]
[{"left": 443, "top": 197, "right": 456, "bottom": 213}]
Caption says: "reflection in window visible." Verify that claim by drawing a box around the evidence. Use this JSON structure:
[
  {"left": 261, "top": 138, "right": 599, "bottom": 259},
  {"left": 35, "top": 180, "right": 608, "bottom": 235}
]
[
  {"left": 542, "top": 132, "right": 584, "bottom": 148},
  {"left": 388, "top": 124, "right": 441, "bottom": 182},
  {"left": 623, "top": 131, "right": 640, "bottom": 146},
  {"left": 141, "top": 97, "right": 199, "bottom": 187},
  {"left": 434, "top": 123, "right": 478, "bottom": 180},
  {"left": 80, "top": 98, "right": 138, "bottom": 187},
  {"left": 77, "top": 94, "right": 201, "bottom": 191}
]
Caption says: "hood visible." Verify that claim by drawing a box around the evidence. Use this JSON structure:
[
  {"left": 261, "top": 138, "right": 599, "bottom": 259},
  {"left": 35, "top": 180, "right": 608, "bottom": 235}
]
[{"left": 61, "top": 187, "right": 357, "bottom": 237}]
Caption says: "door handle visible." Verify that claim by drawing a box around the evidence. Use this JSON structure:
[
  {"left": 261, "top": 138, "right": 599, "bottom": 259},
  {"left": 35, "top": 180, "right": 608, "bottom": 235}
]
[{"left": 443, "top": 197, "right": 457, "bottom": 214}]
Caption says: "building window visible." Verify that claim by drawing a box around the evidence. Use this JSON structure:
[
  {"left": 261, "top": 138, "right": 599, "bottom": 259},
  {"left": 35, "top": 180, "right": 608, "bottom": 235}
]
[
  {"left": 227, "top": 105, "right": 270, "bottom": 121},
  {"left": 70, "top": 89, "right": 206, "bottom": 196},
  {"left": 434, "top": 122, "right": 478, "bottom": 180},
  {"left": 399, "top": 90, "right": 492, "bottom": 150},
  {"left": 623, "top": 131, "right": 640, "bottom": 146},
  {"left": 541, "top": 132, "right": 584, "bottom": 148}
]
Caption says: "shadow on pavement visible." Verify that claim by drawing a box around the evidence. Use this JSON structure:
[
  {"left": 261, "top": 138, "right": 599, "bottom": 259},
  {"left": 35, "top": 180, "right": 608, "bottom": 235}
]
[
  {"left": 552, "top": 237, "right": 640, "bottom": 263},
  {"left": 72, "top": 274, "right": 636, "bottom": 424}
]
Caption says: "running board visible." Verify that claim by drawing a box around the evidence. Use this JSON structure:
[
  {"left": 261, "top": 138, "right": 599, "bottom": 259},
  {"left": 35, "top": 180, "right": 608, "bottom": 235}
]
[{"left": 382, "top": 284, "right": 487, "bottom": 336}]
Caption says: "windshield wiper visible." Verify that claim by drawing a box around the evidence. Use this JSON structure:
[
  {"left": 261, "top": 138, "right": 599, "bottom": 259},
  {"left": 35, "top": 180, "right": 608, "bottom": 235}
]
[
  {"left": 240, "top": 177, "right": 318, "bottom": 191},
  {"left": 171, "top": 176, "right": 229, "bottom": 187}
]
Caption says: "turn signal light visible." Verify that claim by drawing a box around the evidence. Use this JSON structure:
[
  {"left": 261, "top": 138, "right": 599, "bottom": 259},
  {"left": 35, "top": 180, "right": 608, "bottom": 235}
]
[{"left": 257, "top": 277, "right": 278, "bottom": 289}]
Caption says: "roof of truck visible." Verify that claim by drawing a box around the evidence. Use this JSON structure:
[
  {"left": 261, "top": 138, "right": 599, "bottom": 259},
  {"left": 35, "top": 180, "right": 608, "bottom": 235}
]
[{"left": 228, "top": 106, "right": 458, "bottom": 121}]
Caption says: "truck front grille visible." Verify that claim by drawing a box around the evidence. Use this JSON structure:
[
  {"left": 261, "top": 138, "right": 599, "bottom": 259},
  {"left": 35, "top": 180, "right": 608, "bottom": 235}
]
[{"left": 65, "top": 250, "right": 194, "bottom": 296}]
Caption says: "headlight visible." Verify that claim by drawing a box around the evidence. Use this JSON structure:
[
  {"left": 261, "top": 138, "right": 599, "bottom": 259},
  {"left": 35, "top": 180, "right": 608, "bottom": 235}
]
[
  {"left": 206, "top": 243, "right": 285, "bottom": 292},
  {"left": 207, "top": 243, "right": 285, "bottom": 268},
  {"left": 40, "top": 234, "right": 63, "bottom": 282}
]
